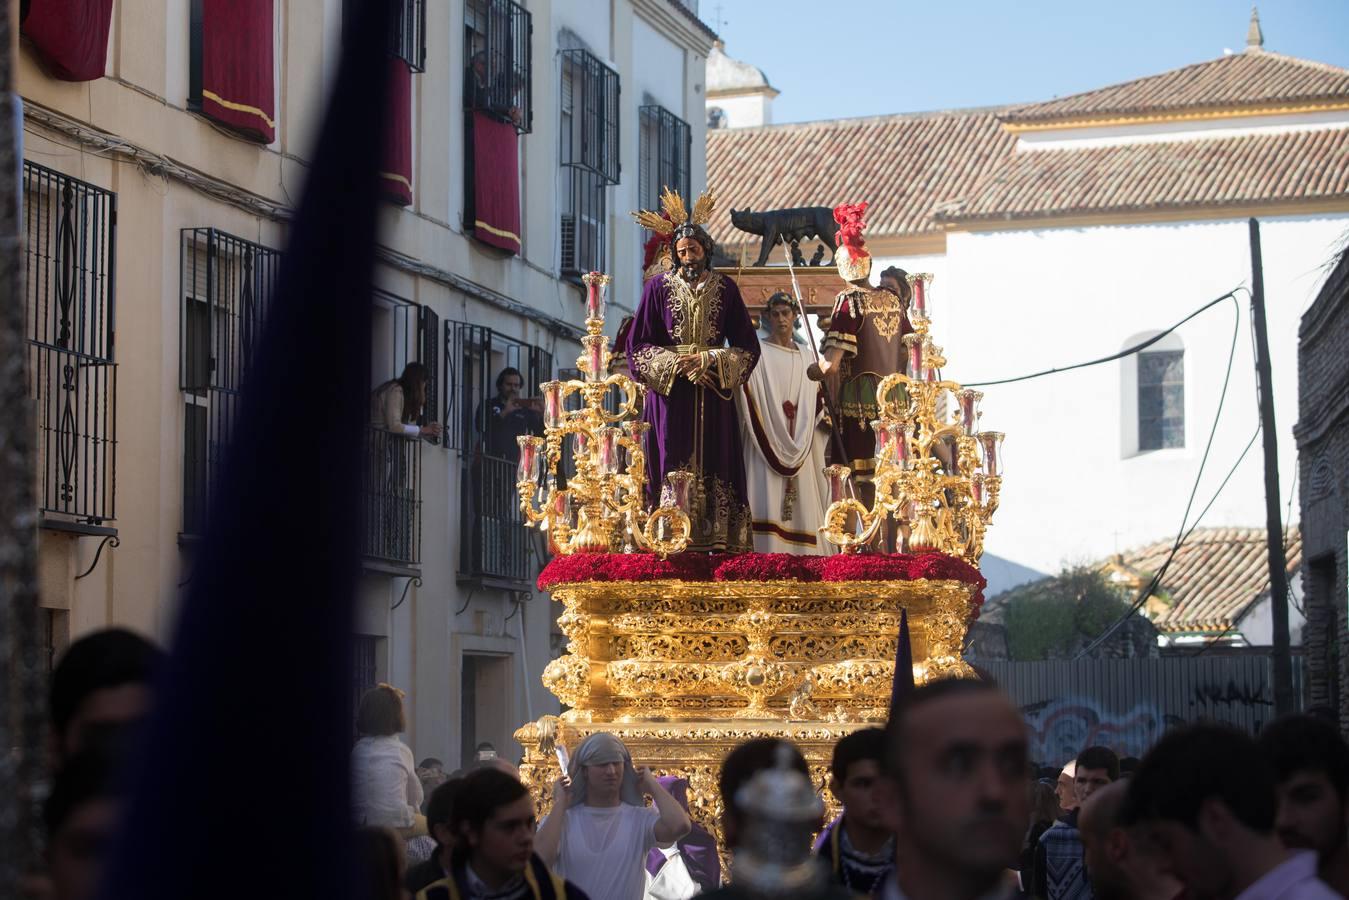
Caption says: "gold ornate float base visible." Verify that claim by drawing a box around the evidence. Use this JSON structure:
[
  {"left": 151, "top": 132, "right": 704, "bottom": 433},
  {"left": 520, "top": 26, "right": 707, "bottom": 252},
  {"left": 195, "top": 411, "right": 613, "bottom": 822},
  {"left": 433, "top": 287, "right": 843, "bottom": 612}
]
[{"left": 513, "top": 574, "right": 976, "bottom": 831}]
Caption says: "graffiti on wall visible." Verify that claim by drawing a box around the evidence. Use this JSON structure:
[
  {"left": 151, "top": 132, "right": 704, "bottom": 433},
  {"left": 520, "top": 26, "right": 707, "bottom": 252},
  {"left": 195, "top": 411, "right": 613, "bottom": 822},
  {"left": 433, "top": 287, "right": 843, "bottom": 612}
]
[
  {"left": 1021, "top": 698, "right": 1175, "bottom": 764},
  {"left": 1020, "top": 677, "right": 1277, "bottom": 764}
]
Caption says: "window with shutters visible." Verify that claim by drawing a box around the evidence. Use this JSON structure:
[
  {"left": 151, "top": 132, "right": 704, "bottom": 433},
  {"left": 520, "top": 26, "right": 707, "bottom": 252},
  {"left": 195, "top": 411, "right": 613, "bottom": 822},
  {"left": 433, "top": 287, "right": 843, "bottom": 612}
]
[
  {"left": 23, "top": 162, "right": 118, "bottom": 529},
  {"left": 638, "top": 104, "right": 690, "bottom": 259},
  {"left": 1138, "top": 350, "right": 1184, "bottom": 451},
  {"left": 560, "top": 49, "right": 619, "bottom": 277},
  {"left": 464, "top": 0, "right": 532, "bottom": 133},
  {"left": 179, "top": 228, "right": 282, "bottom": 536}
]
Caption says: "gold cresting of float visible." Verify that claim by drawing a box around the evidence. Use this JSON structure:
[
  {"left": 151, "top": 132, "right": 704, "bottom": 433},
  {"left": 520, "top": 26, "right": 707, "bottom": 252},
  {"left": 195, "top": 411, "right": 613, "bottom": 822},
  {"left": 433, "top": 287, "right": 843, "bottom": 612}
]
[
  {"left": 516, "top": 272, "right": 692, "bottom": 558},
  {"left": 539, "top": 577, "right": 978, "bottom": 728},
  {"left": 821, "top": 274, "right": 1005, "bottom": 564}
]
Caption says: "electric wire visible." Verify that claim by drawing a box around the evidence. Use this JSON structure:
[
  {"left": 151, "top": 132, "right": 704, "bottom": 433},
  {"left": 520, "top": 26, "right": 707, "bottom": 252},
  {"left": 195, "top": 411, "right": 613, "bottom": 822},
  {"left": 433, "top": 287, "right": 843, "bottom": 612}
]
[
  {"left": 965, "top": 288, "right": 1242, "bottom": 388},
  {"left": 1072, "top": 291, "right": 1246, "bottom": 659}
]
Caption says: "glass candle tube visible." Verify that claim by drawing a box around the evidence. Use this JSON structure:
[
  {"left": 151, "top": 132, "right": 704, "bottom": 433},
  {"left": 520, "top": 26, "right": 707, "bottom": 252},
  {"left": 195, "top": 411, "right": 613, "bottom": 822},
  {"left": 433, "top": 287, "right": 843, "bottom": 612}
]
[
  {"left": 894, "top": 423, "right": 912, "bottom": 469},
  {"left": 824, "top": 465, "right": 852, "bottom": 504},
  {"left": 598, "top": 428, "right": 620, "bottom": 475},
  {"left": 904, "top": 334, "right": 924, "bottom": 379},
  {"left": 871, "top": 419, "right": 893, "bottom": 467},
  {"left": 978, "top": 431, "right": 1005, "bottom": 477},
  {"left": 573, "top": 430, "right": 589, "bottom": 462},
  {"left": 957, "top": 389, "right": 983, "bottom": 434},
  {"left": 625, "top": 420, "right": 650, "bottom": 462},
  {"left": 971, "top": 473, "right": 986, "bottom": 507},
  {"left": 582, "top": 271, "right": 610, "bottom": 322},
  {"left": 542, "top": 381, "right": 563, "bottom": 428},
  {"left": 663, "top": 471, "right": 694, "bottom": 512},
  {"left": 909, "top": 274, "right": 931, "bottom": 318},
  {"left": 584, "top": 336, "right": 606, "bottom": 383},
  {"left": 517, "top": 436, "right": 543, "bottom": 484}
]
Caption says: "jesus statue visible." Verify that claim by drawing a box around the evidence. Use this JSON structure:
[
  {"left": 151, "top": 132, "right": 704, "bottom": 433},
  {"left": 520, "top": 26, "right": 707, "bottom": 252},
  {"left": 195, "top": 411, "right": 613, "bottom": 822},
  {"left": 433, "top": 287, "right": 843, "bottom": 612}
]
[{"left": 629, "top": 189, "right": 761, "bottom": 553}]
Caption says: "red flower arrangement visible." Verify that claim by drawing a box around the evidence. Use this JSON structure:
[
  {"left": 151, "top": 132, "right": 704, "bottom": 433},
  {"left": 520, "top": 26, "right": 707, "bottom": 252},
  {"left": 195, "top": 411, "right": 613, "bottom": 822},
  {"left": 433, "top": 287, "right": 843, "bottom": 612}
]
[{"left": 537, "top": 552, "right": 986, "bottom": 617}]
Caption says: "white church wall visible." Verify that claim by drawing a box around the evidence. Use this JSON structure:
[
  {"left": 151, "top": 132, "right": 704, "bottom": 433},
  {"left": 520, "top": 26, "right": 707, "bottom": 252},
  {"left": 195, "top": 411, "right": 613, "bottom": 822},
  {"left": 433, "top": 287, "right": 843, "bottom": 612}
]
[
  {"left": 939, "top": 213, "right": 1349, "bottom": 585},
  {"left": 709, "top": 92, "right": 772, "bottom": 129}
]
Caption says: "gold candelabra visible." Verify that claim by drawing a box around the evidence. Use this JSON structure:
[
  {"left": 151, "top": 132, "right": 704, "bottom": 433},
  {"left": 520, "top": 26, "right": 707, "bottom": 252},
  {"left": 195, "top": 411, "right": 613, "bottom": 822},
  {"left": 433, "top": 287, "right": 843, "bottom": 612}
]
[
  {"left": 821, "top": 274, "right": 1004, "bottom": 563},
  {"left": 517, "top": 272, "right": 692, "bottom": 557}
]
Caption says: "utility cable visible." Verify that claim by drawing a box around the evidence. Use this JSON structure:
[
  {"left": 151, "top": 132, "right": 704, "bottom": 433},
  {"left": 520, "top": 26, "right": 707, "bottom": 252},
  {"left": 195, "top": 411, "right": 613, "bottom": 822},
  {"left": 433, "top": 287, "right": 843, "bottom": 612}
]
[
  {"left": 1072, "top": 291, "right": 1245, "bottom": 659},
  {"left": 965, "top": 288, "right": 1243, "bottom": 388}
]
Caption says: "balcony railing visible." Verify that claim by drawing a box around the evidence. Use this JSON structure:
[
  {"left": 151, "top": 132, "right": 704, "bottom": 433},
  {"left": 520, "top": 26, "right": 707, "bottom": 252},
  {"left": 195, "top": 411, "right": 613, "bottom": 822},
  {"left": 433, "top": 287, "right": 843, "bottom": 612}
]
[
  {"left": 459, "top": 453, "right": 531, "bottom": 586},
  {"left": 30, "top": 345, "right": 117, "bottom": 525},
  {"left": 364, "top": 426, "right": 422, "bottom": 567}
]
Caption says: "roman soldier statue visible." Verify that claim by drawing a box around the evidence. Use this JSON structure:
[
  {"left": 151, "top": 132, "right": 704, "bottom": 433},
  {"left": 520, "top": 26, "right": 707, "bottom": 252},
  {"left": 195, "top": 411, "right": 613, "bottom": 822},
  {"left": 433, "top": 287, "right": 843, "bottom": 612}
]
[{"left": 629, "top": 188, "right": 761, "bottom": 553}]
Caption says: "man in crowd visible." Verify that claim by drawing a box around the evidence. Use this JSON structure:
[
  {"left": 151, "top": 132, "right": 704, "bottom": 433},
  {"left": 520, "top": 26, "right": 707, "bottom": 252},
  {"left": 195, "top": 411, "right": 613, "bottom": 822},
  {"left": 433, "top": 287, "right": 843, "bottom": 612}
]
[
  {"left": 816, "top": 727, "right": 895, "bottom": 893},
  {"left": 535, "top": 733, "right": 691, "bottom": 900},
  {"left": 49, "top": 627, "right": 164, "bottom": 762},
  {"left": 1258, "top": 714, "right": 1349, "bottom": 895},
  {"left": 878, "top": 679, "right": 1029, "bottom": 900},
  {"left": 1079, "top": 780, "right": 1182, "bottom": 900},
  {"left": 1032, "top": 745, "right": 1119, "bottom": 900},
  {"left": 408, "top": 779, "right": 466, "bottom": 894},
  {"left": 418, "top": 768, "right": 588, "bottom": 900},
  {"left": 1123, "top": 723, "right": 1339, "bottom": 900}
]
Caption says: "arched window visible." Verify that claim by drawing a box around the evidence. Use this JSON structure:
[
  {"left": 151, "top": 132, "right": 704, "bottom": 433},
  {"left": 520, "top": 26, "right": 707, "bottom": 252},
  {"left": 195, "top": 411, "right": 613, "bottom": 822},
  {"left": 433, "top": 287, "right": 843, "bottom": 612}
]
[{"left": 1120, "top": 331, "right": 1184, "bottom": 456}]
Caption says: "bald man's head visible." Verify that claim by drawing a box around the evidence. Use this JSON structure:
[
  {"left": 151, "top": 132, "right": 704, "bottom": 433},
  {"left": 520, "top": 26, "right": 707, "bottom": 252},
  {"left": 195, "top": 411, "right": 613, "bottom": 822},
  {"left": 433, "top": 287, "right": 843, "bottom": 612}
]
[
  {"left": 1081, "top": 780, "right": 1181, "bottom": 900},
  {"left": 1081, "top": 779, "right": 1129, "bottom": 842}
]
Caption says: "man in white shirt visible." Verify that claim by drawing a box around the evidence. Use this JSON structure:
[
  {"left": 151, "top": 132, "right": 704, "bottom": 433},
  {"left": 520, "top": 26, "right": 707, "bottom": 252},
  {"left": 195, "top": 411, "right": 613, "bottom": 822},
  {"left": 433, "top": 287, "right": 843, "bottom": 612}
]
[
  {"left": 535, "top": 733, "right": 692, "bottom": 900},
  {"left": 1122, "top": 723, "right": 1340, "bottom": 900}
]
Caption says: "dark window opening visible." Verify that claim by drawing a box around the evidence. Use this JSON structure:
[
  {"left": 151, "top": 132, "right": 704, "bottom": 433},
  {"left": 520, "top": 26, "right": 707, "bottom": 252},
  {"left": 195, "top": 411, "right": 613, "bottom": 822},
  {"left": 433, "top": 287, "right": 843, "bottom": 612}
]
[
  {"left": 464, "top": 0, "right": 532, "bottom": 133},
  {"left": 638, "top": 104, "right": 690, "bottom": 263},
  {"left": 178, "top": 228, "right": 282, "bottom": 535},
  {"left": 1138, "top": 350, "right": 1184, "bottom": 451}
]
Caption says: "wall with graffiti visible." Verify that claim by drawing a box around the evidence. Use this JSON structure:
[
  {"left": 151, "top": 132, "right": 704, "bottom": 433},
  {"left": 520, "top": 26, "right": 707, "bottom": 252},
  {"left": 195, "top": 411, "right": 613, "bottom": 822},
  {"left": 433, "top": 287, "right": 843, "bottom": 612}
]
[{"left": 978, "top": 657, "right": 1306, "bottom": 765}]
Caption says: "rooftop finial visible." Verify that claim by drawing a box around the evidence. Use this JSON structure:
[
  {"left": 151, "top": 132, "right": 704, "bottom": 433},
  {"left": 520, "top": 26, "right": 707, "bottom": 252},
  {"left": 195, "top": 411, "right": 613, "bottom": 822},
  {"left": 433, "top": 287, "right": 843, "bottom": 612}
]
[{"left": 1245, "top": 5, "right": 1264, "bottom": 52}]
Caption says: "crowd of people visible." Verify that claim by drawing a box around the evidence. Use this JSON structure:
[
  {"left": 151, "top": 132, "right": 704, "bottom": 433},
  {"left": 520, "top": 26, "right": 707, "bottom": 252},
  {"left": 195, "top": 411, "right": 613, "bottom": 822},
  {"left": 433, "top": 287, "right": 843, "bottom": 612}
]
[{"left": 26, "top": 626, "right": 1349, "bottom": 900}]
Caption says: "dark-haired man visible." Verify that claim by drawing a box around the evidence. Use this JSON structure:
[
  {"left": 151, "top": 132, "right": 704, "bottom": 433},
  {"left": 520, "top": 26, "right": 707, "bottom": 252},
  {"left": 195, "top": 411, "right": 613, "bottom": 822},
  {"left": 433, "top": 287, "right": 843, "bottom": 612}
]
[
  {"left": 408, "top": 779, "right": 465, "bottom": 894},
  {"left": 877, "top": 679, "right": 1028, "bottom": 900},
  {"left": 1258, "top": 714, "right": 1349, "bottom": 895},
  {"left": 816, "top": 728, "right": 894, "bottom": 893},
  {"left": 1124, "top": 723, "right": 1338, "bottom": 900},
  {"left": 1079, "top": 781, "right": 1180, "bottom": 900},
  {"left": 49, "top": 628, "right": 163, "bottom": 762},
  {"left": 1032, "top": 745, "right": 1119, "bottom": 900}
]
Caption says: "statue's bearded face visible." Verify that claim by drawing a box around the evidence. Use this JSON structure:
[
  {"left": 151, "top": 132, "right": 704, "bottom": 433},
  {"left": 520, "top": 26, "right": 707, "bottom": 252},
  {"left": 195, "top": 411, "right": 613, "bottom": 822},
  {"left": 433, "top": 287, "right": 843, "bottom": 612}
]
[{"left": 675, "top": 237, "right": 707, "bottom": 280}]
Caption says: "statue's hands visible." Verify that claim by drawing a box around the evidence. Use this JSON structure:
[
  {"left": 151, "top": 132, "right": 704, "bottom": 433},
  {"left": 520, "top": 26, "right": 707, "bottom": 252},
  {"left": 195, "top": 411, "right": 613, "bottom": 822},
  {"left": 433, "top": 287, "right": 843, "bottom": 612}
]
[{"left": 675, "top": 354, "right": 702, "bottom": 378}]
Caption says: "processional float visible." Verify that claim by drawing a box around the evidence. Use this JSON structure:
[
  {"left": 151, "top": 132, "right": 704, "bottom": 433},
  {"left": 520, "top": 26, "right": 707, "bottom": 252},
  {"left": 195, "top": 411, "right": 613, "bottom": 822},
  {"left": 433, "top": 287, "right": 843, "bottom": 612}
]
[{"left": 512, "top": 253, "right": 1004, "bottom": 841}]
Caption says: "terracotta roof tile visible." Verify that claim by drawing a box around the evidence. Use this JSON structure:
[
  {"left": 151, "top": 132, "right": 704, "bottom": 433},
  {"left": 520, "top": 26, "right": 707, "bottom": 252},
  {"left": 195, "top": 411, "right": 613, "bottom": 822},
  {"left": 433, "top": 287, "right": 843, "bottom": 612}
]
[
  {"left": 1002, "top": 52, "right": 1349, "bottom": 124},
  {"left": 704, "top": 110, "right": 1017, "bottom": 242},
  {"left": 1118, "top": 527, "right": 1302, "bottom": 633},
  {"left": 937, "top": 127, "right": 1349, "bottom": 223}
]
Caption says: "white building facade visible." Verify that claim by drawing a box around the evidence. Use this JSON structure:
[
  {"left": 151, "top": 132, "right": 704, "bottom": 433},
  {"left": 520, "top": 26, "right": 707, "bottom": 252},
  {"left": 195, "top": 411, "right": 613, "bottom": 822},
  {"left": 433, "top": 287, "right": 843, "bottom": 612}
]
[{"left": 709, "top": 35, "right": 1349, "bottom": 597}]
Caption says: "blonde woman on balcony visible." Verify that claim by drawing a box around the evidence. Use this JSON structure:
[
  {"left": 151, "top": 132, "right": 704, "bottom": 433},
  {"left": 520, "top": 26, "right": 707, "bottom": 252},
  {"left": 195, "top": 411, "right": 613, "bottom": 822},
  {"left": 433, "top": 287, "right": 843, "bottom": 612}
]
[{"left": 371, "top": 362, "right": 442, "bottom": 441}]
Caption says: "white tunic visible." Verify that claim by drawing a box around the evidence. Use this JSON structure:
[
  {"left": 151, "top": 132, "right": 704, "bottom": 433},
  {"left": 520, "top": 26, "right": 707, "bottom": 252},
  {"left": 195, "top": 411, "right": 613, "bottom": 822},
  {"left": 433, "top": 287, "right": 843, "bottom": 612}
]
[{"left": 735, "top": 339, "right": 832, "bottom": 554}]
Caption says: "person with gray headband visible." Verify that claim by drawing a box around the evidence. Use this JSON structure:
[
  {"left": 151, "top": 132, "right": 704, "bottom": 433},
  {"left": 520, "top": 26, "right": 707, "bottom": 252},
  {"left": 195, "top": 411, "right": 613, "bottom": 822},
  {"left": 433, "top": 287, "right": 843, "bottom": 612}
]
[{"left": 535, "top": 733, "right": 692, "bottom": 900}]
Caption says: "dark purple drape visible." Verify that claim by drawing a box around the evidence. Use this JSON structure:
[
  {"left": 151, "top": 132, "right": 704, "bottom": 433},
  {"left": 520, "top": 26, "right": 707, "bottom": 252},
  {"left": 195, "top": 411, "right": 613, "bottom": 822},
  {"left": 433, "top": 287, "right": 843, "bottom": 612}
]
[
  {"left": 470, "top": 111, "right": 521, "bottom": 253},
  {"left": 381, "top": 56, "right": 413, "bottom": 206},
  {"left": 201, "top": 0, "right": 276, "bottom": 143},
  {"left": 22, "top": 0, "right": 115, "bottom": 81}
]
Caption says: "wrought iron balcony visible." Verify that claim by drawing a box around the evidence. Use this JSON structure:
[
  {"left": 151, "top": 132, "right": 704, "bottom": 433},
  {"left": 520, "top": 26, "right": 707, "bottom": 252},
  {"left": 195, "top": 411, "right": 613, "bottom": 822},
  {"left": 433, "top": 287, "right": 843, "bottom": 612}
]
[
  {"left": 22, "top": 161, "right": 118, "bottom": 530},
  {"left": 364, "top": 425, "right": 423, "bottom": 568},
  {"left": 459, "top": 452, "right": 531, "bottom": 587}
]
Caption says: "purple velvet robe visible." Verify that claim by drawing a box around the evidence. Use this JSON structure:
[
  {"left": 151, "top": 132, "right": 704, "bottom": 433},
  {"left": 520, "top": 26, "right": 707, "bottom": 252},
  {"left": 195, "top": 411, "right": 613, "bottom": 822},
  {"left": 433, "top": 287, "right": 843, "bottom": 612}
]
[{"left": 628, "top": 271, "right": 761, "bottom": 552}]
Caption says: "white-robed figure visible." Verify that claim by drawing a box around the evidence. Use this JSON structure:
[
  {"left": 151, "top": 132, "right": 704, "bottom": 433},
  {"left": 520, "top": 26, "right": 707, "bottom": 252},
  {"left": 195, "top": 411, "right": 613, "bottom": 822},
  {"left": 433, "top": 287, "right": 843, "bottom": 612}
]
[{"left": 734, "top": 292, "right": 833, "bottom": 554}]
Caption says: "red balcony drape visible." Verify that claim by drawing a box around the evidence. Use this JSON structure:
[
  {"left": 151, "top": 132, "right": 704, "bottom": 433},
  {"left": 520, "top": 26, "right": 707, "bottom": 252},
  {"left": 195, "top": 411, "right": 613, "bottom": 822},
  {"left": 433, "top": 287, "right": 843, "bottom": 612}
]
[
  {"left": 22, "top": 0, "right": 115, "bottom": 82},
  {"left": 201, "top": 0, "right": 276, "bottom": 143},
  {"left": 381, "top": 57, "right": 413, "bottom": 206},
  {"left": 469, "top": 111, "right": 521, "bottom": 254}
]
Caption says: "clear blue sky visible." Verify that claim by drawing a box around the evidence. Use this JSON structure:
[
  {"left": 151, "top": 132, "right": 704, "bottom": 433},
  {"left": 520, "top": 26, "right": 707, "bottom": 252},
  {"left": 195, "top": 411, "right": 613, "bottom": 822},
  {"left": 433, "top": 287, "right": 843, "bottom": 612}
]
[{"left": 706, "top": 0, "right": 1349, "bottom": 124}]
